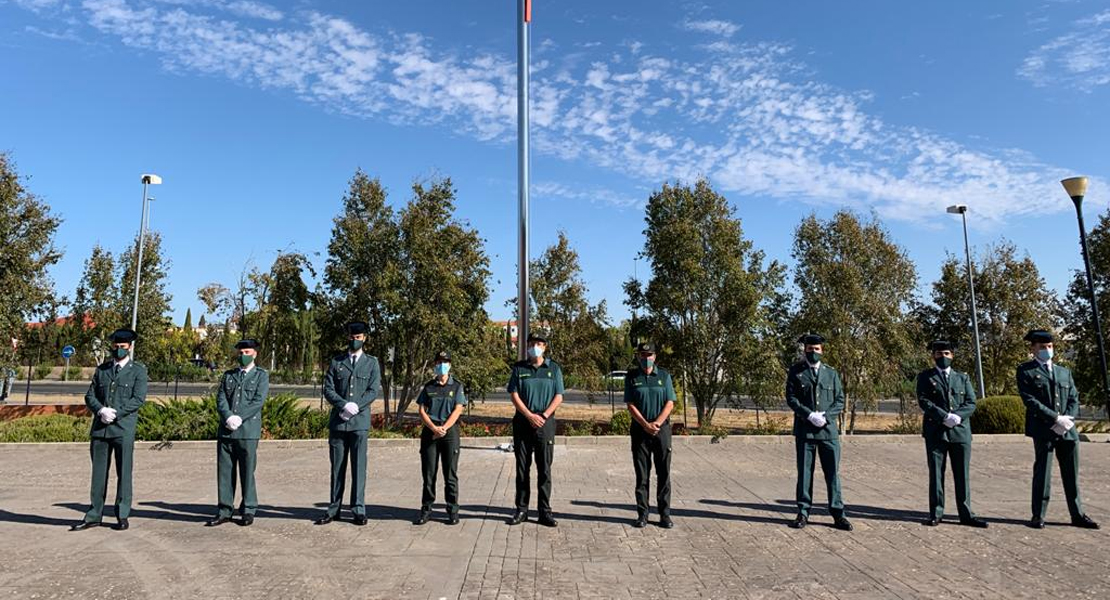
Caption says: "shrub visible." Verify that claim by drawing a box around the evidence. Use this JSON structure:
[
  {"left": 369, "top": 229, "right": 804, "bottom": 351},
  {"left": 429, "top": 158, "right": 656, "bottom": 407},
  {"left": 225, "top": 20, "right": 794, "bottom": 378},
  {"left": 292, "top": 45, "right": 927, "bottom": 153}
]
[
  {"left": 137, "top": 397, "right": 220, "bottom": 441},
  {"left": 970, "top": 395, "right": 1025, "bottom": 434},
  {"left": 608, "top": 410, "right": 631, "bottom": 436},
  {"left": 886, "top": 414, "right": 922, "bottom": 435},
  {"left": 34, "top": 364, "right": 53, "bottom": 380},
  {"left": 563, "top": 420, "right": 602, "bottom": 436},
  {"left": 458, "top": 421, "right": 511, "bottom": 437},
  {"left": 0, "top": 414, "right": 90, "bottom": 442},
  {"left": 696, "top": 423, "right": 730, "bottom": 439},
  {"left": 747, "top": 415, "right": 789, "bottom": 435},
  {"left": 65, "top": 366, "right": 84, "bottom": 381},
  {"left": 262, "top": 394, "right": 330, "bottom": 439}
]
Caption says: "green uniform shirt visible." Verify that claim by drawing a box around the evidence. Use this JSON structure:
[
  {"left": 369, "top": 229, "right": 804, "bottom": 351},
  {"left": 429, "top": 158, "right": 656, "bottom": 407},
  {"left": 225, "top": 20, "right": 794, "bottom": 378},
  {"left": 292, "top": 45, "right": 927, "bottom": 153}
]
[
  {"left": 623, "top": 366, "right": 676, "bottom": 421},
  {"left": 84, "top": 359, "right": 148, "bottom": 439},
  {"left": 416, "top": 376, "right": 467, "bottom": 423},
  {"left": 507, "top": 359, "right": 564, "bottom": 413},
  {"left": 216, "top": 366, "right": 269, "bottom": 440}
]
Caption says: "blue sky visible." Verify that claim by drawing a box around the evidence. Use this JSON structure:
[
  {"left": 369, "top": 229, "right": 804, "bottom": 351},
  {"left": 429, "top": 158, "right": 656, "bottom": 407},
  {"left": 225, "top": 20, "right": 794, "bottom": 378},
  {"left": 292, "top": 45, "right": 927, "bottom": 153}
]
[{"left": 2, "top": 0, "right": 1109, "bottom": 325}]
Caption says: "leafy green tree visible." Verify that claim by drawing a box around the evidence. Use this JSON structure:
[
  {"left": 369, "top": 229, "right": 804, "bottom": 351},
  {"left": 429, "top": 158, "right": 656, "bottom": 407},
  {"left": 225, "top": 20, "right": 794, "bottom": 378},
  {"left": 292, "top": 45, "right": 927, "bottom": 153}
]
[
  {"left": 183, "top": 308, "right": 193, "bottom": 332},
  {"left": 0, "top": 153, "right": 62, "bottom": 372},
  {"left": 624, "top": 179, "right": 784, "bottom": 426},
  {"left": 72, "top": 243, "right": 120, "bottom": 363},
  {"left": 530, "top": 231, "right": 610, "bottom": 382},
  {"left": 791, "top": 210, "right": 918, "bottom": 433},
  {"left": 251, "top": 252, "right": 317, "bottom": 371},
  {"left": 116, "top": 231, "right": 173, "bottom": 357}
]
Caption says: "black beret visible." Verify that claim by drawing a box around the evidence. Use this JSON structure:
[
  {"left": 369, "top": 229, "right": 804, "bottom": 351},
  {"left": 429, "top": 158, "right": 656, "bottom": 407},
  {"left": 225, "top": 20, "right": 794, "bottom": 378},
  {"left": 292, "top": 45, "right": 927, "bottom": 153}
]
[
  {"left": 797, "top": 333, "right": 825, "bottom": 346},
  {"left": 109, "top": 328, "right": 137, "bottom": 344},
  {"left": 346, "top": 321, "right": 369, "bottom": 335},
  {"left": 235, "top": 339, "right": 259, "bottom": 350},
  {"left": 636, "top": 342, "right": 657, "bottom": 354},
  {"left": 434, "top": 350, "right": 451, "bottom": 362},
  {"left": 929, "top": 340, "right": 954, "bottom": 352},
  {"left": 526, "top": 332, "right": 547, "bottom": 344},
  {"left": 1024, "top": 329, "right": 1054, "bottom": 343}
]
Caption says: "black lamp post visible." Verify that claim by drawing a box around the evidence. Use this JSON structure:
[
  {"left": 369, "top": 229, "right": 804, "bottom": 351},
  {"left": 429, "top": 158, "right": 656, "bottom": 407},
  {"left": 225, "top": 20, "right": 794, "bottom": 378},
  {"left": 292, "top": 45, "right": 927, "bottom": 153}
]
[{"left": 1063, "top": 176, "right": 1110, "bottom": 419}]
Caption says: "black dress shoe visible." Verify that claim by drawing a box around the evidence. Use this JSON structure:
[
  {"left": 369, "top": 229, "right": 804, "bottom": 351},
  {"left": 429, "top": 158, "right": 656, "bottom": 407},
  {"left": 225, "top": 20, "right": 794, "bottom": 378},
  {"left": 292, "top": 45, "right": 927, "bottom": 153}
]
[
  {"left": 789, "top": 514, "right": 807, "bottom": 529},
  {"left": 1072, "top": 514, "right": 1100, "bottom": 529},
  {"left": 508, "top": 510, "right": 527, "bottom": 525},
  {"left": 446, "top": 514, "right": 460, "bottom": 526},
  {"left": 537, "top": 513, "right": 558, "bottom": 528},
  {"left": 921, "top": 517, "right": 940, "bottom": 526},
  {"left": 352, "top": 515, "right": 368, "bottom": 526},
  {"left": 1028, "top": 518, "right": 1045, "bottom": 529},
  {"left": 206, "top": 516, "right": 232, "bottom": 527},
  {"left": 113, "top": 518, "right": 129, "bottom": 531},
  {"left": 959, "top": 517, "right": 988, "bottom": 529},
  {"left": 632, "top": 517, "right": 647, "bottom": 528},
  {"left": 239, "top": 515, "right": 254, "bottom": 527},
  {"left": 70, "top": 521, "right": 101, "bottom": 532},
  {"left": 833, "top": 516, "right": 853, "bottom": 531},
  {"left": 414, "top": 511, "right": 431, "bottom": 525},
  {"left": 314, "top": 515, "right": 334, "bottom": 525},
  {"left": 659, "top": 518, "right": 674, "bottom": 529}
]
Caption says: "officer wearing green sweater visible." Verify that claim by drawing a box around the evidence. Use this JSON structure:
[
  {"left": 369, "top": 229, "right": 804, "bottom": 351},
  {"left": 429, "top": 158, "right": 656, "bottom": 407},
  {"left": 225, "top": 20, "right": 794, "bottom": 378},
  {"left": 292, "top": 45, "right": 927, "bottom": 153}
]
[
  {"left": 508, "top": 332, "right": 564, "bottom": 527},
  {"left": 315, "top": 321, "right": 381, "bottom": 526},
  {"left": 207, "top": 339, "right": 268, "bottom": 527},
  {"left": 71, "top": 328, "right": 148, "bottom": 532},
  {"left": 414, "top": 350, "right": 467, "bottom": 526},
  {"left": 915, "top": 340, "right": 986, "bottom": 527},
  {"left": 623, "top": 342, "right": 676, "bottom": 529},
  {"left": 1018, "top": 329, "right": 1099, "bottom": 530},
  {"left": 785, "top": 333, "right": 852, "bottom": 531}
]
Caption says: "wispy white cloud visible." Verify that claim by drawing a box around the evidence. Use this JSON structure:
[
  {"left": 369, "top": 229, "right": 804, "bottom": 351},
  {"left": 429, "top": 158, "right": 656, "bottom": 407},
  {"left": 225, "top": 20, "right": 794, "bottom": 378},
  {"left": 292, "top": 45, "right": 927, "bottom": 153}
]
[
  {"left": 1020, "top": 9, "right": 1110, "bottom": 90},
  {"left": 10, "top": 0, "right": 1100, "bottom": 221},
  {"left": 533, "top": 181, "right": 642, "bottom": 209},
  {"left": 681, "top": 18, "right": 740, "bottom": 37}
]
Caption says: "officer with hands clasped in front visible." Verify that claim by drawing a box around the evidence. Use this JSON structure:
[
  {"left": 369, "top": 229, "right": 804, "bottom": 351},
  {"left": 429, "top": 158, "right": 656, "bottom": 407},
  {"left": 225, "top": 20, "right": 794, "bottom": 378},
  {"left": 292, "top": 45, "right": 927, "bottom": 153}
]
[
  {"left": 508, "top": 333, "right": 564, "bottom": 527},
  {"left": 415, "top": 350, "right": 467, "bottom": 526},
  {"left": 623, "top": 342, "right": 676, "bottom": 529}
]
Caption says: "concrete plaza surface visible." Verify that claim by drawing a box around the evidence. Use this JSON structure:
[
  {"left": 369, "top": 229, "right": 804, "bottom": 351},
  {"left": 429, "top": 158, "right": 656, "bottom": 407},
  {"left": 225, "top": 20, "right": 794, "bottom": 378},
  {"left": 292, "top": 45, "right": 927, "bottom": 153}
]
[{"left": 0, "top": 436, "right": 1108, "bottom": 600}]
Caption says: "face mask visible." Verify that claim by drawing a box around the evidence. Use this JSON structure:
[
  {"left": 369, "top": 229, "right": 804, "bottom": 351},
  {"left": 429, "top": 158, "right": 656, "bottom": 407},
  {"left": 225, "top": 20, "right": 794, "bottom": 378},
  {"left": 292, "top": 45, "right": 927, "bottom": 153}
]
[
  {"left": 934, "top": 356, "right": 952, "bottom": 369},
  {"left": 349, "top": 339, "right": 364, "bottom": 351},
  {"left": 1037, "top": 348, "right": 1054, "bottom": 362},
  {"left": 239, "top": 354, "right": 254, "bottom": 367},
  {"left": 114, "top": 347, "right": 129, "bottom": 360},
  {"left": 528, "top": 345, "right": 544, "bottom": 358},
  {"left": 434, "top": 362, "right": 451, "bottom": 377},
  {"left": 639, "top": 357, "right": 655, "bottom": 370},
  {"left": 805, "top": 350, "right": 822, "bottom": 365}
]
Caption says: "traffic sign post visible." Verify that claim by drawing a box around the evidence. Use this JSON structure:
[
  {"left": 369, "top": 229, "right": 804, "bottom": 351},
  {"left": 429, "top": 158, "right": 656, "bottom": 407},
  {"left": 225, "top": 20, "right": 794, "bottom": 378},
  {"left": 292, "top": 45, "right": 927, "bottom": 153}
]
[{"left": 61, "top": 345, "right": 75, "bottom": 382}]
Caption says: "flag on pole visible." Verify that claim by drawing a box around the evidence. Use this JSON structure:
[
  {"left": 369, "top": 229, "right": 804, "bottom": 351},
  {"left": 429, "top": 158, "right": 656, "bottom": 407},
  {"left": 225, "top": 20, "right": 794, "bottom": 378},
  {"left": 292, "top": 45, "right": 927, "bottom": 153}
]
[{"left": 525, "top": 0, "right": 532, "bottom": 22}]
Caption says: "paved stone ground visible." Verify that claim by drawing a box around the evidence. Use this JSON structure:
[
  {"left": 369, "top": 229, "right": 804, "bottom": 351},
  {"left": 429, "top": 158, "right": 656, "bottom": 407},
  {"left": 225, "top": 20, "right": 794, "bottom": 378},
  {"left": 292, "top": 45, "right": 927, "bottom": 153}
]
[{"left": 0, "top": 436, "right": 1108, "bottom": 600}]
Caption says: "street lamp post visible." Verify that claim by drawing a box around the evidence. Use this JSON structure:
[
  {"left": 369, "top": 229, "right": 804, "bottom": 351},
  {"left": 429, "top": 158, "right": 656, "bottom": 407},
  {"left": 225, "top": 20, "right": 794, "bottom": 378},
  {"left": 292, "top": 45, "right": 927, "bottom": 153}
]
[
  {"left": 947, "top": 204, "right": 986, "bottom": 399},
  {"left": 130, "top": 174, "right": 162, "bottom": 354},
  {"left": 1062, "top": 176, "right": 1110, "bottom": 419}
]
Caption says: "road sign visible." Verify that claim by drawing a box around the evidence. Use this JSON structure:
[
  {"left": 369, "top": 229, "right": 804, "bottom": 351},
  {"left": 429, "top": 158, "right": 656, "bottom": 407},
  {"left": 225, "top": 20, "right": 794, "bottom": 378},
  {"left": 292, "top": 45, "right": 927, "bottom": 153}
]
[{"left": 61, "top": 345, "right": 75, "bottom": 359}]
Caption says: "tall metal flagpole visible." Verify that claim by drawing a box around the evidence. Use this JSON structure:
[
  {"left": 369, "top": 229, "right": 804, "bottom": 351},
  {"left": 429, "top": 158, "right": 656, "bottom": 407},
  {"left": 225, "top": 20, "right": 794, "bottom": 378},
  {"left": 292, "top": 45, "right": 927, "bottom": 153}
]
[{"left": 516, "top": 0, "right": 532, "bottom": 360}]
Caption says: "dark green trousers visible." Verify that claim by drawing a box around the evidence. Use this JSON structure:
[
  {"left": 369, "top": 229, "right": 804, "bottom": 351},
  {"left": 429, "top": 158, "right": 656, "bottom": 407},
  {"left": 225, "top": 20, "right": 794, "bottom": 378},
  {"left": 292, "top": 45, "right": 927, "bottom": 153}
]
[
  {"left": 420, "top": 423, "right": 460, "bottom": 514},
  {"left": 631, "top": 421, "right": 672, "bottom": 519},
  {"left": 327, "top": 430, "right": 369, "bottom": 518},
  {"left": 513, "top": 414, "right": 555, "bottom": 513},
  {"left": 85, "top": 436, "right": 135, "bottom": 523},
  {"left": 217, "top": 438, "right": 259, "bottom": 518},
  {"left": 795, "top": 438, "right": 844, "bottom": 517},
  {"left": 925, "top": 438, "right": 973, "bottom": 520},
  {"left": 1032, "top": 437, "right": 1084, "bottom": 520}
]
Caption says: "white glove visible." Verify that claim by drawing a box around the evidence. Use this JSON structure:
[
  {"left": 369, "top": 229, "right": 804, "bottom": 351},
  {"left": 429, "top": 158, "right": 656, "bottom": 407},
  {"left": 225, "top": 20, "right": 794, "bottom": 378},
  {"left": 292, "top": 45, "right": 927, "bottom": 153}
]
[
  {"left": 807, "top": 412, "right": 827, "bottom": 428},
  {"left": 225, "top": 415, "right": 243, "bottom": 430},
  {"left": 97, "top": 407, "right": 117, "bottom": 424},
  {"left": 1051, "top": 421, "right": 1067, "bottom": 436},
  {"left": 343, "top": 402, "right": 359, "bottom": 416},
  {"left": 943, "top": 413, "right": 961, "bottom": 428},
  {"left": 1054, "top": 415, "right": 1075, "bottom": 434}
]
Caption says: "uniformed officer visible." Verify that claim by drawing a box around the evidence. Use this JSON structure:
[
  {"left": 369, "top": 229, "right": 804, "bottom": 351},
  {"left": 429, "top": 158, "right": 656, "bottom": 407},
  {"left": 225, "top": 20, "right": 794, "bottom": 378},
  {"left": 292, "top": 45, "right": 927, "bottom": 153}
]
[
  {"left": 1017, "top": 329, "right": 1099, "bottom": 529},
  {"left": 71, "top": 328, "right": 148, "bottom": 532},
  {"left": 623, "top": 342, "right": 676, "bottom": 529},
  {"left": 207, "top": 339, "right": 268, "bottom": 527},
  {"left": 915, "top": 340, "right": 987, "bottom": 527},
  {"left": 414, "top": 350, "right": 467, "bottom": 526},
  {"left": 315, "top": 321, "right": 381, "bottom": 526},
  {"left": 784, "top": 333, "right": 852, "bottom": 531},
  {"left": 507, "top": 333, "right": 564, "bottom": 527}
]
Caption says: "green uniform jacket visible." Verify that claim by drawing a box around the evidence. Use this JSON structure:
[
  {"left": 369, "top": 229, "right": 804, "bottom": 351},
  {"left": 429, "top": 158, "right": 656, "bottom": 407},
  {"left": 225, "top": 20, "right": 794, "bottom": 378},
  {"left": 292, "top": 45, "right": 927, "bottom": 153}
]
[
  {"left": 216, "top": 366, "right": 269, "bottom": 440},
  {"left": 507, "top": 359, "right": 565, "bottom": 413},
  {"left": 84, "top": 360, "right": 148, "bottom": 439},
  {"left": 323, "top": 352, "right": 381, "bottom": 433},
  {"left": 785, "top": 361, "right": 844, "bottom": 440},
  {"left": 623, "top": 367, "right": 677, "bottom": 422},
  {"left": 916, "top": 368, "right": 976, "bottom": 444},
  {"left": 1017, "top": 360, "right": 1080, "bottom": 442}
]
